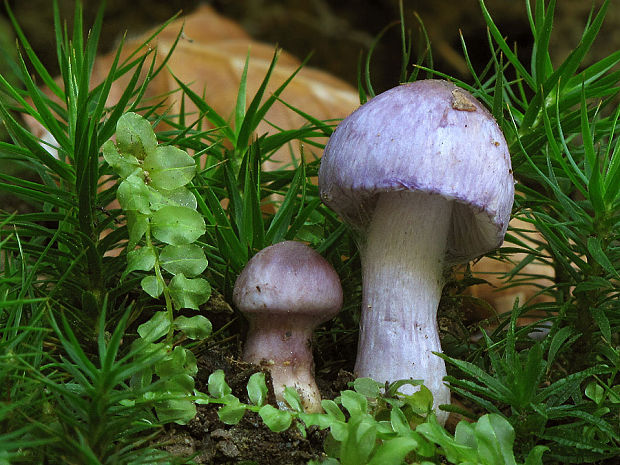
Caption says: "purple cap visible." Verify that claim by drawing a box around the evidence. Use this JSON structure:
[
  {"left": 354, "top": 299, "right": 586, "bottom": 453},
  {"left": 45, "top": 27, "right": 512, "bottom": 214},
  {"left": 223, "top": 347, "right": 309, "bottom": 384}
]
[
  {"left": 319, "top": 79, "right": 514, "bottom": 263},
  {"left": 233, "top": 241, "right": 343, "bottom": 321}
]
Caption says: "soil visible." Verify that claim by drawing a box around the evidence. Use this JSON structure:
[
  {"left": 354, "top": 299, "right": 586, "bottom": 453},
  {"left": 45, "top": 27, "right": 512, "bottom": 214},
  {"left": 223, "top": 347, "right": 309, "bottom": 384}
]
[{"left": 157, "top": 344, "right": 355, "bottom": 464}]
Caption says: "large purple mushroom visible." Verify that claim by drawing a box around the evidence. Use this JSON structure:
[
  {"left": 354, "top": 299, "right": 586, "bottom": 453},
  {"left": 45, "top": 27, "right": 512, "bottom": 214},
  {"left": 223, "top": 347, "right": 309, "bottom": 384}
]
[
  {"left": 318, "top": 79, "right": 514, "bottom": 424},
  {"left": 233, "top": 241, "right": 343, "bottom": 413}
]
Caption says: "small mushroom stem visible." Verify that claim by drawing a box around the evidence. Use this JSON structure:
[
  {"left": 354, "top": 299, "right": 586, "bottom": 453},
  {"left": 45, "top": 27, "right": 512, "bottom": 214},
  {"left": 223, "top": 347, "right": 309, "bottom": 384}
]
[
  {"left": 243, "top": 317, "right": 323, "bottom": 413},
  {"left": 355, "top": 191, "right": 452, "bottom": 425}
]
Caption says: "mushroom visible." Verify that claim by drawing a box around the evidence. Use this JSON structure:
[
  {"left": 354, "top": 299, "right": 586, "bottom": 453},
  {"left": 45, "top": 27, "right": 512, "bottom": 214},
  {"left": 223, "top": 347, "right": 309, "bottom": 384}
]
[
  {"left": 232, "top": 241, "right": 343, "bottom": 413},
  {"left": 318, "top": 79, "right": 514, "bottom": 424}
]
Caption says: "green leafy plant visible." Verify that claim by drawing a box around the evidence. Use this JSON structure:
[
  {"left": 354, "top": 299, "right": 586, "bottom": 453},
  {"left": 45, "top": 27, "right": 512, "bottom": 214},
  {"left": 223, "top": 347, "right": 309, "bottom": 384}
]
[
  {"left": 0, "top": 0, "right": 204, "bottom": 461},
  {"left": 0, "top": 236, "right": 52, "bottom": 461},
  {"left": 30, "top": 303, "right": 177, "bottom": 464},
  {"left": 97, "top": 78, "right": 228, "bottom": 428},
  {"left": 0, "top": 0, "right": 182, "bottom": 325},
  {"left": 201, "top": 370, "right": 548, "bottom": 465},
  {"left": 103, "top": 112, "right": 211, "bottom": 313},
  {"left": 441, "top": 309, "right": 618, "bottom": 461}
]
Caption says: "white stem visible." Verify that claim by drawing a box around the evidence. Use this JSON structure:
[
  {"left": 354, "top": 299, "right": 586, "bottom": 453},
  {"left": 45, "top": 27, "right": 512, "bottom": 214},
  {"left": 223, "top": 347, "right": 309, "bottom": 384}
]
[{"left": 355, "top": 191, "right": 452, "bottom": 425}]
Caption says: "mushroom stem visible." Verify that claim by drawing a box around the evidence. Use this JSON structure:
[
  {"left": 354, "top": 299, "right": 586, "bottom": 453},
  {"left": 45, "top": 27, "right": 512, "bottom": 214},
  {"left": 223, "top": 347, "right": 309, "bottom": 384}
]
[
  {"left": 244, "top": 318, "right": 322, "bottom": 413},
  {"left": 355, "top": 191, "right": 452, "bottom": 424}
]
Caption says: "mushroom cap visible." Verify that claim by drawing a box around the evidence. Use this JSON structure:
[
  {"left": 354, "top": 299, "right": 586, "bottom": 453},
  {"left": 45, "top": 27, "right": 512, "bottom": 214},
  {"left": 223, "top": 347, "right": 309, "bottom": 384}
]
[
  {"left": 233, "top": 241, "right": 343, "bottom": 323},
  {"left": 319, "top": 79, "right": 514, "bottom": 264}
]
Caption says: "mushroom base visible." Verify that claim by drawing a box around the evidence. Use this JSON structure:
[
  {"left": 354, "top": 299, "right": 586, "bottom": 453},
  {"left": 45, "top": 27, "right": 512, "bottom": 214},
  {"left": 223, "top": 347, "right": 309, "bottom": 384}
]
[
  {"left": 355, "top": 191, "right": 452, "bottom": 425},
  {"left": 243, "top": 322, "right": 323, "bottom": 413}
]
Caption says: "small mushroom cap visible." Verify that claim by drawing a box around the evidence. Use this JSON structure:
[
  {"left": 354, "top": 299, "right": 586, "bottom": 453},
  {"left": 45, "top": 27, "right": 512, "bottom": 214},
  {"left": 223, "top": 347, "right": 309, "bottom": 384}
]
[
  {"left": 233, "top": 241, "right": 343, "bottom": 322},
  {"left": 319, "top": 79, "right": 514, "bottom": 264}
]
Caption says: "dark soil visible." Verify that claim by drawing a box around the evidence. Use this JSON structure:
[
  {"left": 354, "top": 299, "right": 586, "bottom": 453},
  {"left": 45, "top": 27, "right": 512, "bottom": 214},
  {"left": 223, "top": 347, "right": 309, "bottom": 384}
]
[{"left": 159, "top": 345, "right": 355, "bottom": 464}]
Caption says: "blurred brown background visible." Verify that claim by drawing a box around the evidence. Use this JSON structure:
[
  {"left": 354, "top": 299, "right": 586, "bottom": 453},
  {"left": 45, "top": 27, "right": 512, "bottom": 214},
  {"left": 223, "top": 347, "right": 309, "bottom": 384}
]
[{"left": 2, "top": 0, "right": 618, "bottom": 94}]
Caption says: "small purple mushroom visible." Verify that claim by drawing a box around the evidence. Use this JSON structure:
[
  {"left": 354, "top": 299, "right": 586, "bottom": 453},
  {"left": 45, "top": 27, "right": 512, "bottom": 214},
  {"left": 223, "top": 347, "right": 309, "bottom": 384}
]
[
  {"left": 233, "top": 241, "right": 343, "bottom": 413},
  {"left": 318, "top": 79, "right": 514, "bottom": 424}
]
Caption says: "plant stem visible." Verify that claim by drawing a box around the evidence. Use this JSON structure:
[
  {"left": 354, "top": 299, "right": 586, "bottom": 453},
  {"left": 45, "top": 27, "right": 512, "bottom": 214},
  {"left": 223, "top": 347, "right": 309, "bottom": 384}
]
[{"left": 145, "top": 222, "right": 175, "bottom": 341}]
